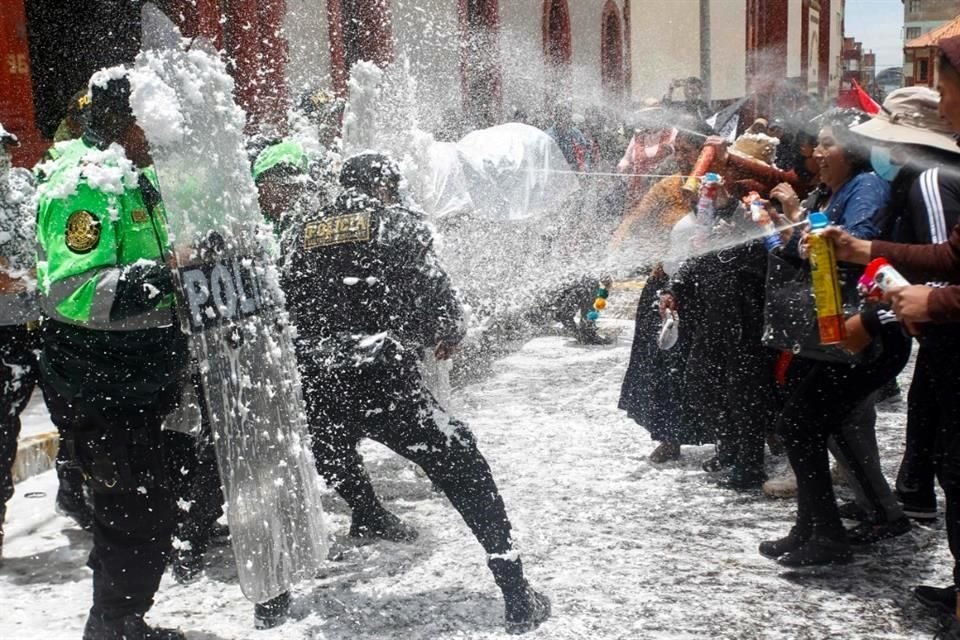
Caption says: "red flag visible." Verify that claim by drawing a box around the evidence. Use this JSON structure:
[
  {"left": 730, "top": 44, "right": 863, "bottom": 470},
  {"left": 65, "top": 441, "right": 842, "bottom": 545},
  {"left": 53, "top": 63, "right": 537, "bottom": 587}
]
[{"left": 837, "top": 79, "right": 881, "bottom": 114}]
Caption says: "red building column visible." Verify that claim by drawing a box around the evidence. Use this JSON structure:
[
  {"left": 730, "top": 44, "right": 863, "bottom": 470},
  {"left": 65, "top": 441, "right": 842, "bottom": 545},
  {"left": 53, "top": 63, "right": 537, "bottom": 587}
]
[
  {"left": 226, "top": 0, "right": 289, "bottom": 133},
  {"left": 226, "top": 0, "right": 260, "bottom": 128},
  {"left": 459, "top": 0, "right": 502, "bottom": 126},
  {"left": 746, "top": 0, "right": 789, "bottom": 116},
  {"left": 328, "top": 0, "right": 394, "bottom": 97},
  {"left": 195, "top": 0, "right": 224, "bottom": 50},
  {"left": 542, "top": 0, "right": 572, "bottom": 104},
  {"left": 623, "top": 0, "right": 631, "bottom": 98},
  {"left": 600, "top": 0, "right": 624, "bottom": 99},
  {"left": 258, "top": 0, "right": 290, "bottom": 131},
  {"left": 817, "top": 0, "right": 834, "bottom": 98},
  {"left": 1, "top": 0, "right": 44, "bottom": 167},
  {"left": 327, "top": 0, "right": 348, "bottom": 96}
]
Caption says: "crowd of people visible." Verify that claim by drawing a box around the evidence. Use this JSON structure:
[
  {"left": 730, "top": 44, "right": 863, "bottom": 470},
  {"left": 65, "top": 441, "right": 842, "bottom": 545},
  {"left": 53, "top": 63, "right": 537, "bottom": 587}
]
[
  {"left": 614, "top": 36, "right": 960, "bottom": 640},
  {"left": 4, "top": 23, "right": 960, "bottom": 640}
]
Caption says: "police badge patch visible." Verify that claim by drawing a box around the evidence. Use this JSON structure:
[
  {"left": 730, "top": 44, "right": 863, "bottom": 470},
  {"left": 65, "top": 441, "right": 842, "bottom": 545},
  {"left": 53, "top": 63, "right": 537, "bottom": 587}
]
[
  {"left": 304, "top": 211, "right": 371, "bottom": 249},
  {"left": 65, "top": 210, "right": 101, "bottom": 253}
]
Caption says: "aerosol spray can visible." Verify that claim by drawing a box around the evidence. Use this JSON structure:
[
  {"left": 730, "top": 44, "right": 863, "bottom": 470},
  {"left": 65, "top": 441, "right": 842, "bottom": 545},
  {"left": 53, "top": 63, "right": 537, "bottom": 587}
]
[
  {"left": 691, "top": 172, "right": 722, "bottom": 251},
  {"left": 807, "top": 212, "right": 846, "bottom": 344},
  {"left": 863, "top": 257, "right": 910, "bottom": 292},
  {"left": 695, "top": 172, "right": 723, "bottom": 225},
  {"left": 744, "top": 191, "right": 782, "bottom": 252}
]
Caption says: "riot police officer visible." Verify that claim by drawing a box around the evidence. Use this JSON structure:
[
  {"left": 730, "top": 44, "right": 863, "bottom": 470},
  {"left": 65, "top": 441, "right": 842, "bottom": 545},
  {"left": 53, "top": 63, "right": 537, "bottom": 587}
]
[
  {"left": 35, "top": 73, "right": 187, "bottom": 640},
  {"left": 278, "top": 152, "right": 551, "bottom": 634}
]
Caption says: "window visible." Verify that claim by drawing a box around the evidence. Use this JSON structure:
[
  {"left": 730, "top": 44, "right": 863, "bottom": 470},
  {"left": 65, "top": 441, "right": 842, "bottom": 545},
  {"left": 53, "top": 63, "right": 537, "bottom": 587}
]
[
  {"left": 909, "top": 0, "right": 921, "bottom": 13},
  {"left": 906, "top": 26, "right": 922, "bottom": 40},
  {"left": 919, "top": 58, "right": 929, "bottom": 82}
]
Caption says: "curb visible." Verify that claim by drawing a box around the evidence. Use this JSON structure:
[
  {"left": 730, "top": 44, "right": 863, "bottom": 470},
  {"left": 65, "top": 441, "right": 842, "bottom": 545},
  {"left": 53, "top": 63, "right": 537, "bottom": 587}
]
[{"left": 12, "top": 431, "right": 59, "bottom": 484}]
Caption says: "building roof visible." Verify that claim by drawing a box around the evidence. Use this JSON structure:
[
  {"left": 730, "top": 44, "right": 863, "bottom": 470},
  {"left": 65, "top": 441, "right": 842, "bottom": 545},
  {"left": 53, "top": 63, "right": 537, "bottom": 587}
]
[{"left": 906, "top": 13, "right": 960, "bottom": 49}]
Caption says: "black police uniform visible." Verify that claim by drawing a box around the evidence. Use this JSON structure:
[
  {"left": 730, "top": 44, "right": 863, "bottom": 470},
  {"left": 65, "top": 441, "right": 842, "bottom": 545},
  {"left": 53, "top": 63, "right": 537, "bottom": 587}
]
[
  {"left": 282, "top": 187, "right": 517, "bottom": 545},
  {"left": 0, "top": 164, "right": 39, "bottom": 548},
  {"left": 36, "top": 123, "right": 188, "bottom": 637},
  {"left": 281, "top": 163, "right": 549, "bottom": 632}
]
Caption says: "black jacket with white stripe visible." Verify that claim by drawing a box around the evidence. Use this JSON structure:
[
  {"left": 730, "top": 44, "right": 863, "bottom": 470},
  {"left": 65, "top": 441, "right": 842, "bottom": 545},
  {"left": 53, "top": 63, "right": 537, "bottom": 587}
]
[{"left": 880, "top": 162, "right": 960, "bottom": 333}]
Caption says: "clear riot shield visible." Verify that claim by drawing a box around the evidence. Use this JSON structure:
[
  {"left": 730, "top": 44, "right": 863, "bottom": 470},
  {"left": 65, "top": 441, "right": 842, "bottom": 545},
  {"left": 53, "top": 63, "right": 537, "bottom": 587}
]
[{"left": 132, "top": 5, "right": 327, "bottom": 604}]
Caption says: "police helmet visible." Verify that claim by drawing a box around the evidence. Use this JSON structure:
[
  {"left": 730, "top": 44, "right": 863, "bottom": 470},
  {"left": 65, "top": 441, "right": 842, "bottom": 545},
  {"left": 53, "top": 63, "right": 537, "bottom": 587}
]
[{"left": 340, "top": 153, "right": 401, "bottom": 199}]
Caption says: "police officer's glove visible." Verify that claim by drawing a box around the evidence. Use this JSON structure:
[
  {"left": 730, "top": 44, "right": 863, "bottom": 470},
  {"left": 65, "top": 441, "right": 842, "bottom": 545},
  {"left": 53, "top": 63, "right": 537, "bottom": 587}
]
[{"left": 110, "top": 261, "right": 175, "bottom": 321}]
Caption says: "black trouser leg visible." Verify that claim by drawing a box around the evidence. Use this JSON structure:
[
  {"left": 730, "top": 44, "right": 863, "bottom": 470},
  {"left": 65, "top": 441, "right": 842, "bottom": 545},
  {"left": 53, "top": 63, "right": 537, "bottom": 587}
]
[
  {"left": 778, "top": 337, "right": 910, "bottom": 541},
  {"left": 944, "top": 487, "right": 960, "bottom": 587},
  {"left": 309, "top": 423, "right": 381, "bottom": 515},
  {"left": 720, "top": 346, "right": 775, "bottom": 476},
  {"left": 43, "top": 385, "right": 177, "bottom": 620},
  {"left": 304, "top": 370, "right": 515, "bottom": 556},
  {"left": 163, "top": 431, "right": 223, "bottom": 556},
  {"left": 88, "top": 487, "right": 176, "bottom": 618},
  {"left": 782, "top": 409, "right": 841, "bottom": 540},
  {"left": 0, "top": 415, "right": 21, "bottom": 511},
  {"left": 372, "top": 394, "right": 514, "bottom": 556},
  {"left": 897, "top": 346, "right": 938, "bottom": 506},
  {"left": 0, "top": 325, "right": 38, "bottom": 510},
  {"left": 927, "top": 341, "right": 960, "bottom": 587},
  {"left": 831, "top": 394, "right": 903, "bottom": 523},
  {"left": 302, "top": 375, "right": 383, "bottom": 516}
]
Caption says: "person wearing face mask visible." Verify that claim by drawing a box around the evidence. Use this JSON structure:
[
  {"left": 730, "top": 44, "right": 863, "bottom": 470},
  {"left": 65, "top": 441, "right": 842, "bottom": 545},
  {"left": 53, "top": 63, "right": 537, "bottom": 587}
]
[
  {"left": 825, "top": 79, "right": 960, "bottom": 626},
  {"left": 0, "top": 125, "right": 39, "bottom": 561},
  {"left": 850, "top": 87, "right": 960, "bottom": 533},
  {"left": 785, "top": 40, "right": 960, "bottom": 636}
]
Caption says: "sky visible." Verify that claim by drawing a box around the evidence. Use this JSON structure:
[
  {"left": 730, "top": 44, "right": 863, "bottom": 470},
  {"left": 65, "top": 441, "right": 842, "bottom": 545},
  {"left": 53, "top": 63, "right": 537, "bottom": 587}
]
[{"left": 844, "top": 0, "right": 906, "bottom": 72}]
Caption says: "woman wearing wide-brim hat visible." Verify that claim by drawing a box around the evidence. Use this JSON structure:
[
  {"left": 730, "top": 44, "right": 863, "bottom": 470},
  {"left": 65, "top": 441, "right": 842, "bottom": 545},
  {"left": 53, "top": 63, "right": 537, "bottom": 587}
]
[{"left": 824, "top": 39, "right": 960, "bottom": 637}]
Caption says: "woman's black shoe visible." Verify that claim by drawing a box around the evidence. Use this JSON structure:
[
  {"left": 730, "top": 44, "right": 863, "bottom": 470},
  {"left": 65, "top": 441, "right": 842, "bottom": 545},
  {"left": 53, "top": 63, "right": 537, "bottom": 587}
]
[
  {"left": 916, "top": 584, "right": 958, "bottom": 615},
  {"left": 836, "top": 501, "right": 869, "bottom": 522},
  {"left": 776, "top": 536, "right": 852, "bottom": 567},
  {"left": 759, "top": 528, "right": 808, "bottom": 559},
  {"left": 845, "top": 516, "right": 911, "bottom": 546},
  {"left": 702, "top": 456, "right": 730, "bottom": 473},
  {"left": 716, "top": 469, "right": 767, "bottom": 492}
]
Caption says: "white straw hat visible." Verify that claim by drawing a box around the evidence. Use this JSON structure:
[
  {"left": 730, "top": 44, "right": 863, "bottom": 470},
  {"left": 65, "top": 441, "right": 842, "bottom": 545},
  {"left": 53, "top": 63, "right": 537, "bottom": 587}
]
[{"left": 852, "top": 86, "right": 960, "bottom": 155}]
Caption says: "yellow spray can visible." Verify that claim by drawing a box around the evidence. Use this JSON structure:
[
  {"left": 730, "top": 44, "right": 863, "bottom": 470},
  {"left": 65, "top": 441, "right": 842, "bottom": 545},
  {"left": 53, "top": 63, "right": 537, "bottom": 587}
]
[{"left": 807, "top": 212, "right": 846, "bottom": 344}]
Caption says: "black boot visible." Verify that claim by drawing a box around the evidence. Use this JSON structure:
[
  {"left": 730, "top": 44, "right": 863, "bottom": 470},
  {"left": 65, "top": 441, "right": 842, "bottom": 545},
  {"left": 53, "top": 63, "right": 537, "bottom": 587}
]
[
  {"left": 759, "top": 527, "right": 808, "bottom": 559},
  {"left": 776, "top": 536, "right": 852, "bottom": 567},
  {"left": 845, "top": 516, "right": 911, "bottom": 546},
  {"left": 56, "top": 462, "right": 94, "bottom": 531},
  {"left": 82, "top": 613, "right": 185, "bottom": 640},
  {"left": 489, "top": 557, "right": 551, "bottom": 634},
  {"left": 915, "top": 584, "right": 958, "bottom": 616},
  {"left": 349, "top": 507, "right": 418, "bottom": 543},
  {"left": 171, "top": 545, "right": 203, "bottom": 584},
  {"left": 937, "top": 615, "right": 960, "bottom": 640},
  {"left": 254, "top": 591, "right": 290, "bottom": 630},
  {"left": 208, "top": 521, "right": 230, "bottom": 546},
  {"left": 716, "top": 468, "right": 767, "bottom": 492}
]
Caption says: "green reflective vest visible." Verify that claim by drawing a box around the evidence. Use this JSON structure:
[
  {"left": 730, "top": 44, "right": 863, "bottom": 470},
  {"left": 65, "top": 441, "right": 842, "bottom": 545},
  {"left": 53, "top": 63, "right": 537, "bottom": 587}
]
[{"left": 35, "top": 138, "right": 173, "bottom": 330}]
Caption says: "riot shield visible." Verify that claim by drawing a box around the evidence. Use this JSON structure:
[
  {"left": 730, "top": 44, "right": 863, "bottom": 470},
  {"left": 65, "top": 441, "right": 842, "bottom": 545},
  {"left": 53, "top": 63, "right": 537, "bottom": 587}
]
[{"left": 132, "top": 5, "right": 327, "bottom": 603}]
